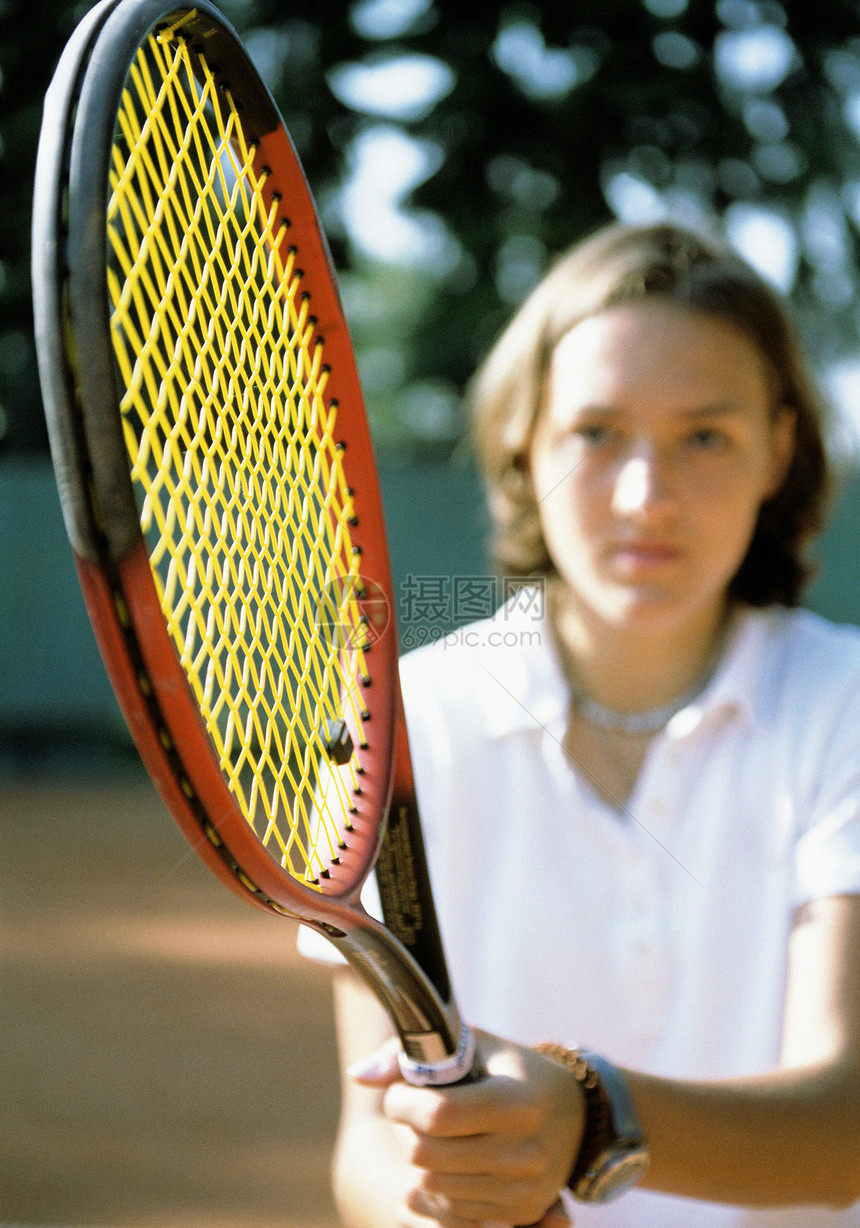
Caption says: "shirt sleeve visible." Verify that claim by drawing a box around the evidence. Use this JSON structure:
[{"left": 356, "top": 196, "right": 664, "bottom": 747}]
[
  {"left": 296, "top": 920, "right": 344, "bottom": 964},
  {"left": 793, "top": 675, "right": 860, "bottom": 904},
  {"left": 295, "top": 869, "right": 383, "bottom": 964}
]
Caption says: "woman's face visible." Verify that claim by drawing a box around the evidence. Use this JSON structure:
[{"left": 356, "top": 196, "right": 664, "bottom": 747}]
[{"left": 527, "top": 300, "right": 795, "bottom": 637}]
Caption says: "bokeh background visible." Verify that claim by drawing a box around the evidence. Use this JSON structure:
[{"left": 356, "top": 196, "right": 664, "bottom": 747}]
[{"left": 3, "top": 0, "right": 860, "bottom": 1223}]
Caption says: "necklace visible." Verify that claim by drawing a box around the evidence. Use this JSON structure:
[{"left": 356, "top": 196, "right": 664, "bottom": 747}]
[
  {"left": 548, "top": 585, "right": 730, "bottom": 737},
  {"left": 570, "top": 658, "right": 720, "bottom": 735}
]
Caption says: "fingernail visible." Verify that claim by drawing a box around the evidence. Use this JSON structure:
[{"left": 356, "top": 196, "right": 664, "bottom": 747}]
[{"left": 346, "top": 1053, "right": 390, "bottom": 1080}]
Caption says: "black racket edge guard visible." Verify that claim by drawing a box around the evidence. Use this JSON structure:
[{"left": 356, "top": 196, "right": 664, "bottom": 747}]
[
  {"left": 45, "top": 0, "right": 290, "bottom": 567},
  {"left": 31, "top": 0, "right": 125, "bottom": 564}
]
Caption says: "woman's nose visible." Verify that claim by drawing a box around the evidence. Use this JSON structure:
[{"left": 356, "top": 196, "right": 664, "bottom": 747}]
[{"left": 611, "top": 449, "right": 677, "bottom": 518}]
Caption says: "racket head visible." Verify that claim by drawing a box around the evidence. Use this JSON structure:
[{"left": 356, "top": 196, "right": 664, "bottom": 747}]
[{"left": 32, "top": 0, "right": 400, "bottom": 926}]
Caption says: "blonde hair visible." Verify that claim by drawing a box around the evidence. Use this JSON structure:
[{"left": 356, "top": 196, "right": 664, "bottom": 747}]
[{"left": 470, "top": 221, "right": 831, "bottom": 606}]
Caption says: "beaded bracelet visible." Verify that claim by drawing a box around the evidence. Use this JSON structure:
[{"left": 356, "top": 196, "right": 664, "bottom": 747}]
[{"left": 533, "top": 1043, "right": 613, "bottom": 1192}]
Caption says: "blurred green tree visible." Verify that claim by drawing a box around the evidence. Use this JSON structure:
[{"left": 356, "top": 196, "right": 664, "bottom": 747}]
[{"left": 4, "top": 0, "right": 860, "bottom": 459}]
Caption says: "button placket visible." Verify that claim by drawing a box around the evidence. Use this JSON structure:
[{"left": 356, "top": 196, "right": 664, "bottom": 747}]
[{"left": 613, "top": 841, "right": 672, "bottom": 1040}]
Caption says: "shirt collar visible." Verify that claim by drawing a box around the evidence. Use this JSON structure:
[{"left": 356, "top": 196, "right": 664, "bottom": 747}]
[
  {"left": 477, "top": 593, "right": 570, "bottom": 739},
  {"left": 478, "top": 596, "right": 779, "bottom": 741},
  {"left": 664, "top": 606, "right": 778, "bottom": 738}
]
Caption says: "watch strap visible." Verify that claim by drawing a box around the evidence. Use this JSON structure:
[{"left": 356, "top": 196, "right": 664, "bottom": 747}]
[{"left": 581, "top": 1050, "right": 646, "bottom": 1148}]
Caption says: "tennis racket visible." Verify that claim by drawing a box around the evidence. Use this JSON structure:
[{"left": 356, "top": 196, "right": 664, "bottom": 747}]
[{"left": 31, "top": 0, "right": 475, "bottom": 1089}]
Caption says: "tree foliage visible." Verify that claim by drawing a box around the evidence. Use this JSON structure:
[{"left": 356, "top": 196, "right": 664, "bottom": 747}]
[{"left": 4, "top": 0, "right": 860, "bottom": 457}]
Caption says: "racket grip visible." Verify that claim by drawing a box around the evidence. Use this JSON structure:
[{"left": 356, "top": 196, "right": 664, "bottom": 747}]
[{"left": 397, "top": 1020, "right": 477, "bottom": 1086}]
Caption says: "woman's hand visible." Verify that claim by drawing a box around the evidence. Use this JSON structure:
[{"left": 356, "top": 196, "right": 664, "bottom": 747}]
[{"left": 348, "top": 1029, "right": 584, "bottom": 1227}]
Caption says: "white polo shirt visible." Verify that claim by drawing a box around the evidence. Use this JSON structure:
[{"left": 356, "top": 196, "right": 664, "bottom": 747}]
[{"left": 305, "top": 598, "right": 860, "bottom": 1225}]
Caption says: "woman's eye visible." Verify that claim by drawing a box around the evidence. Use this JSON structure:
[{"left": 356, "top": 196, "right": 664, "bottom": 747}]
[
  {"left": 689, "top": 427, "right": 727, "bottom": 451},
  {"left": 576, "top": 424, "right": 613, "bottom": 445}
]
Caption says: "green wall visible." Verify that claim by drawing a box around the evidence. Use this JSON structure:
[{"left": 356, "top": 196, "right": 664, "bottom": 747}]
[{"left": 1, "top": 455, "right": 857, "bottom": 765}]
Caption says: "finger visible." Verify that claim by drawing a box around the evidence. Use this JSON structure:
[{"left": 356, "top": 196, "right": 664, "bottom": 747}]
[
  {"left": 488, "top": 1201, "right": 573, "bottom": 1228},
  {"left": 385, "top": 1073, "right": 532, "bottom": 1136},
  {"left": 408, "top": 1172, "right": 550, "bottom": 1226},
  {"left": 404, "top": 1129, "right": 539, "bottom": 1179},
  {"left": 396, "top": 1202, "right": 477, "bottom": 1228},
  {"left": 347, "top": 1035, "right": 404, "bottom": 1085},
  {"left": 408, "top": 1184, "right": 502, "bottom": 1223},
  {"left": 539, "top": 1197, "right": 573, "bottom": 1227},
  {"left": 402, "top": 1184, "right": 496, "bottom": 1226}
]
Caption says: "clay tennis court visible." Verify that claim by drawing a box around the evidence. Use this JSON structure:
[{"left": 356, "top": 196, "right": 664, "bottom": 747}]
[{"left": 0, "top": 767, "right": 342, "bottom": 1227}]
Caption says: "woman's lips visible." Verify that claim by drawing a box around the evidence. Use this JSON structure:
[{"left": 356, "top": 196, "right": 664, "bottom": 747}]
[{"left": 609, "top": 541, "right": 683, "bottom": 572}]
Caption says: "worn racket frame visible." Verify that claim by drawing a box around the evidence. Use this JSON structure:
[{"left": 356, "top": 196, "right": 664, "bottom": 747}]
[{"left": 32, "top": 0, "right": 474, "bottom": 1086}]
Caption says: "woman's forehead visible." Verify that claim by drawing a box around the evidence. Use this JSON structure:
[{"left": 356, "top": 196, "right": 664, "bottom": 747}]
[{"left": 547, "top": 301, "right": 773, "bottom": 409}]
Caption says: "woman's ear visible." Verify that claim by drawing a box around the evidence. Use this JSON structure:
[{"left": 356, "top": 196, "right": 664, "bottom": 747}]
[{"left": 766, "top": 403, "right": 797, "bottom": 499}]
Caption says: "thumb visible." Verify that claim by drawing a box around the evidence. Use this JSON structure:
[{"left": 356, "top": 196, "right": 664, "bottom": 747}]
[
  {"left": 346, "top": 1036, "right": 403, "bottom": 1086},
  {"left": 485, "top": 1197, "right": 572, "bottom": 1228}
]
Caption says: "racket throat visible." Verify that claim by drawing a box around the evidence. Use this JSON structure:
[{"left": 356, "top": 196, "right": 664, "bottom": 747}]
[{"left": 326, "top": 915, "right": 470, "bottom": 1081}]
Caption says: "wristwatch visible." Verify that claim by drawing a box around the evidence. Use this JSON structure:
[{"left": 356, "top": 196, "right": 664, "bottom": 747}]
[{"left": 535, "top": 1044, "right": 650, "bottom": 1204}]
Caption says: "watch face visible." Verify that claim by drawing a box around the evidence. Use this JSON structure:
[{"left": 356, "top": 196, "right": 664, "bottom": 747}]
[{"left": 576, "top": 1148, "right": 650, "bottom": 1204}]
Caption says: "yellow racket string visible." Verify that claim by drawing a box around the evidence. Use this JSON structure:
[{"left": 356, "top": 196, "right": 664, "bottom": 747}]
[{"left": 106, "top": 29, "right": 370, "bottom": 886}]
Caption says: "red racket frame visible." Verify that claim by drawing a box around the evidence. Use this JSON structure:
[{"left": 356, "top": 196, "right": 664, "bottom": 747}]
[{"left": 33, "top": 0, "right": 470, "bottom": 1080}]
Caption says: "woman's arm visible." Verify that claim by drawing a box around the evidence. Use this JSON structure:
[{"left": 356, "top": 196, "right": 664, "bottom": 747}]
[
  {"left": 331, "top": 968, "right": 579, "bottom": 1228},
  {"left": 331, "top": 968, "right": 410, "bottom": 1228},
  {"left": 353, "top": 893, "right": 860, "bottom": 1224}
]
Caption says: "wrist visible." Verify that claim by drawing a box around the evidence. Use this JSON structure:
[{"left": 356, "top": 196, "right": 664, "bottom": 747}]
[{"left": 535, "top": 1043, "right": 649, "bottom": 1204}]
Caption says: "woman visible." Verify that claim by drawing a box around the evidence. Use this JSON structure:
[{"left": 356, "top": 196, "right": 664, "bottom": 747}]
[{"left": 324, "top": 223, "right": 860, "bottom": 1227}]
